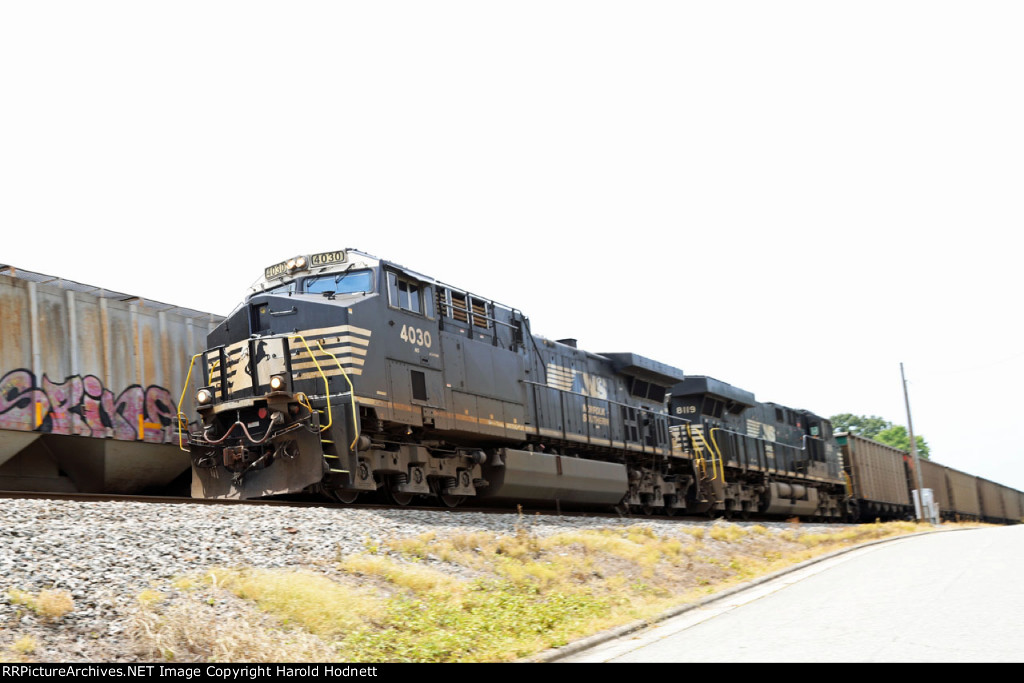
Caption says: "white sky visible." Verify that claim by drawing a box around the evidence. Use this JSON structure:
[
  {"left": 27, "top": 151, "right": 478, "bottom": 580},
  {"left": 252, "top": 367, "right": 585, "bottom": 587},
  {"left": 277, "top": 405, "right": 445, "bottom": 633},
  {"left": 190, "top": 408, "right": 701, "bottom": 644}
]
[{"left": 3, "top": 2, "right": 1023, "bottom": 492}]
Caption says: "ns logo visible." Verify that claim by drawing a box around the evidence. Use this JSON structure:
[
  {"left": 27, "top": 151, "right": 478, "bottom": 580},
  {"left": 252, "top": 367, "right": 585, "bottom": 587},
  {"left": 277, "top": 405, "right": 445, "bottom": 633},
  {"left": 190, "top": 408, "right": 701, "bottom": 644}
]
[{"left": 579, "top": 373, "right": 609, "bottom": 399}]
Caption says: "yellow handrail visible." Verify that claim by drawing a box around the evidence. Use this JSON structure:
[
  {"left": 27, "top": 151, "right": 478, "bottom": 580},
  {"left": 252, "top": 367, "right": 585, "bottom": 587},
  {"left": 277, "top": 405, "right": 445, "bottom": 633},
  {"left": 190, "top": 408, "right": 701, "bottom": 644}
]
[
  {"left": 687, "top": 424, "right": 721, "bottom": 482},
  {"left": 316, "top": 338, "right": 361, "bottom": 451},
  {"left": 175, "top": 352, "right": 203, "bottom": 452},
  {"left": 289, "top": 333, "right": 332, "bottom": 432},
  {"left": 703, "top": 429, "right": 719, "bottom": 482},
  {"left": 708, "top": 428, "right": 728, "bottom": 485},
  {"left": 295, "top": 391, "right": 314, "bottom": 415},
  {"left": 686, "top": 424, "right": 709, "bottom": 479},
  {"left": 176, "top": 338, "right": 336, "bottom": 453}
]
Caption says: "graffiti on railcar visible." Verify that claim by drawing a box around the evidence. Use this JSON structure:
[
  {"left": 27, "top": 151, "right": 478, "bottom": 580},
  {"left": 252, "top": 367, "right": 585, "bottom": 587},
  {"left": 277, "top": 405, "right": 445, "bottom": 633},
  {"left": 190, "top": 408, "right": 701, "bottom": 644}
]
[{"left": 0, "top": 369, "right": 177, "bottom": 442}]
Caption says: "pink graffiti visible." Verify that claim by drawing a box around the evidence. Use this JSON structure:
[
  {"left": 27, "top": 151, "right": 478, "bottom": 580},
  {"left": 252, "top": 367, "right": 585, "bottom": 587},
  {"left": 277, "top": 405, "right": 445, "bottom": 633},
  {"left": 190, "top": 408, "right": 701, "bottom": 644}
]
[
  {"left": 0, "top": 369, "right": 177, "bottom": 443},
  {"left": 0, "top": 370, "right": 49, "bottom": 431}
]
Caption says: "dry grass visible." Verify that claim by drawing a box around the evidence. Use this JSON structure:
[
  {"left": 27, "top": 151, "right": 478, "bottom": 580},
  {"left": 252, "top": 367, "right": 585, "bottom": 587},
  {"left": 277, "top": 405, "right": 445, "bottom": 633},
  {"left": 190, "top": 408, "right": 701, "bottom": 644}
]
[
  {"left": 129, "top": 597, "right": 340, "bottom": 663},
  {"left": 6, "top": 589, "right": 74, "bottom": 623},
  {"left": 205, "top": 567, "right": 384, "bottom": 636},
  {"left": 117, "top": 518, "right": 973, "bottom": 663},
  {"left": 340, "top": 555, "right": 463, "bottom": 596}
]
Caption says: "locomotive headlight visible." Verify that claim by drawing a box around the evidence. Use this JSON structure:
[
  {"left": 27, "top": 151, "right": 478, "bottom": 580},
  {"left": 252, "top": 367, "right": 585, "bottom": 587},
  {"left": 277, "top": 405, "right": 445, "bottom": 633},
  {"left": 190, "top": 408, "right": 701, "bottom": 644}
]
[
  {"left": 269, "top": 375, "right": 286, "bottom": 391},
  {"left": 284, "top": 257, "right": 307, "bottom": 273},
  {"left": 196, "top": 388, "right": 214, "bottom": 405}
]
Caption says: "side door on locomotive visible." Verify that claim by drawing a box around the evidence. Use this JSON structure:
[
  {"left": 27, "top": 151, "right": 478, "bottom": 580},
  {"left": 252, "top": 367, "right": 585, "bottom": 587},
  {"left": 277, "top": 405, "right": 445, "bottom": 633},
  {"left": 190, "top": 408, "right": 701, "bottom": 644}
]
[{"left": 379, "top": 265, "right": 446, "bottom": 428}]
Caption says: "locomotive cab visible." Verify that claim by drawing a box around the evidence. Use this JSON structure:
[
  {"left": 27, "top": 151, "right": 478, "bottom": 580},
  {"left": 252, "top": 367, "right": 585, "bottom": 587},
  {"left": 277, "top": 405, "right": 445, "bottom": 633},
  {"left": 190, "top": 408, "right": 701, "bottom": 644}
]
[
  {"left": 668, "top": 376, "right": 758, "bottom": 516},
  {"left": 187, "top": 249, "right": 383, "bottom": 499},
  {"left": 186, "top": 248, "right": 512, "bottom": 504}
]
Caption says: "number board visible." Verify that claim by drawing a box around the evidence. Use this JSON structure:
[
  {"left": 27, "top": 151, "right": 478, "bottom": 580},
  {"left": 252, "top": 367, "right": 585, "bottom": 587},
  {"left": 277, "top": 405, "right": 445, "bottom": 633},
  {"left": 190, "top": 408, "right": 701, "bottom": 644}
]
[
  {"left": 311, "top": 250, "right": 346, "bottom": 267},
  {"left": 264, "top": 261, "right": 290, "bottom": 280},
  {"left": 263, "top": 250, "right": 345, "bottom": 280}
]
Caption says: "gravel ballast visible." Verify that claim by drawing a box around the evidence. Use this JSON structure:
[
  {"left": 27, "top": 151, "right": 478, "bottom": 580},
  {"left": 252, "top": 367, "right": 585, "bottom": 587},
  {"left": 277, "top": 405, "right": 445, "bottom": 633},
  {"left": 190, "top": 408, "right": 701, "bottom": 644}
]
[{"left": 0, "top": 497, "right": 842, "bottom": 662}]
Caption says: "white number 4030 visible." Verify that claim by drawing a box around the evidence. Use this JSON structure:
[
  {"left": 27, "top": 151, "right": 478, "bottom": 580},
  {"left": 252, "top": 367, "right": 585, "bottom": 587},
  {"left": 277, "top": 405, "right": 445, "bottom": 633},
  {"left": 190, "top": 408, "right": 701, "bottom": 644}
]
[{"left": 400, "top": 325, "right": 432, "bottom": 348}]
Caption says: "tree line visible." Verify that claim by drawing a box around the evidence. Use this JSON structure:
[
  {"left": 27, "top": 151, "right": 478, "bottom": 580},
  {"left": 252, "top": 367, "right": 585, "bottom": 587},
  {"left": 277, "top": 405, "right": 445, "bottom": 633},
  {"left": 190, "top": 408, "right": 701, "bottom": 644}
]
[{"left": 829, "top": 413, "right": 930, "bottom": 458}]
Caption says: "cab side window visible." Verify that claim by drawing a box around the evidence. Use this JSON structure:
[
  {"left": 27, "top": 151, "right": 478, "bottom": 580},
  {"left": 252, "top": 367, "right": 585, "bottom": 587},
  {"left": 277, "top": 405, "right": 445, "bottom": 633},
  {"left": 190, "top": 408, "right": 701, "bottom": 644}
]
[{"left": 387, "top": 271, "right": 433, "bottom": 316}]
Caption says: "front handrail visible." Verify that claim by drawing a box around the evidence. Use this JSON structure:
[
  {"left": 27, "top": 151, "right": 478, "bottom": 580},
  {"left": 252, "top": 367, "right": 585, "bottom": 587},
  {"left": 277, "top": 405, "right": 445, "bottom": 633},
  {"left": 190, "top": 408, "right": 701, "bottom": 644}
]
[
  {"left": 316, "top": 338, "right": 361, "bottom": 451},
  {"left": 176, "top": 336, "right": 336, "bottom": 453},
  {"left": 175, "top": 352, "right": 204, "bottom": 452},
  {"left": 289, "top": 333, "right": 332, "bottom": 432}
]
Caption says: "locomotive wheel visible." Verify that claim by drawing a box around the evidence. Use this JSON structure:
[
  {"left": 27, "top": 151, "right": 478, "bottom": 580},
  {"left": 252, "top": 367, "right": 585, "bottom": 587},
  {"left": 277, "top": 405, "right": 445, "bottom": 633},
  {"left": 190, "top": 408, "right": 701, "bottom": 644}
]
[
  {"left": 331, "top": 489, "right": 360, "bottom": 504},
  {"left": 386, "top": 480, "right": 415, "bottom": 506},
  {"left": 663, "top": 496, "right": 677, "bottom": 517},
  {"left": 440, "top": 494, "right": 465, "bottom": 508},
  {"left": 389, "top": 491, "right": 415, "bottom": 506}
]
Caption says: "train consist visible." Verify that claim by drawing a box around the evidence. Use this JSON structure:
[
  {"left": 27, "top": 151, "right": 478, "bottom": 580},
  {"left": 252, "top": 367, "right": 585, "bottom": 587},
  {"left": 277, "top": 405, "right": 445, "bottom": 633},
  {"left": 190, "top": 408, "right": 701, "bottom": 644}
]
[{"left": 179, "top": 248, "right": 1023, "bottom": 523}]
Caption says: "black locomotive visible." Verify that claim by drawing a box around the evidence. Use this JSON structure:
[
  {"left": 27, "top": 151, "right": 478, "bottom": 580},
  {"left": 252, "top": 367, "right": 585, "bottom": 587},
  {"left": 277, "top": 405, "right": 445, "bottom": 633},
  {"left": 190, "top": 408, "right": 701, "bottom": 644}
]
[{"left": 182, "top": 248, "right": 847, "bottom": 518}]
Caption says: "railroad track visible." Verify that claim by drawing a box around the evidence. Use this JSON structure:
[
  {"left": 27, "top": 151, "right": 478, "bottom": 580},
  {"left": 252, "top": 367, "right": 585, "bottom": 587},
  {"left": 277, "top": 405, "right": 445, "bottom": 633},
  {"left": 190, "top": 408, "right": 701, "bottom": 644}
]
[{"left": 0, "top": 488, "right": 856, "bottom": 525}]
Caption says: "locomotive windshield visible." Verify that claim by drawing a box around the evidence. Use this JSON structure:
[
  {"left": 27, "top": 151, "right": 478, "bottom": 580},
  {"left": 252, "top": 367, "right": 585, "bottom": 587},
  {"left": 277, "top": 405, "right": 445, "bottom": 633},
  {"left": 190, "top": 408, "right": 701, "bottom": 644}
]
[
  {"left": 304, "top": 269, "right": 374, "bottom": 296},
  {"left": 262, "top": 280, "right": 297, "bottom": 296}
]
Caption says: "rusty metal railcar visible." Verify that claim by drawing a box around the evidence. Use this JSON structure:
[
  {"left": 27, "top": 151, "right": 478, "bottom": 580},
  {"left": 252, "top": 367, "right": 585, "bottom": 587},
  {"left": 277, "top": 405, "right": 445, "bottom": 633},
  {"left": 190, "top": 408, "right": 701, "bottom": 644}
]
[
  {"left": 837, "top": 432, "right": 913, "bottom": 521},
  {"left": 976, "top": 477, "right": 1008, "bottom": 523},
  {"left": 914, "top": 459, "right": 985, "bottom": 523},
  {"left": 998, "top": 481, "right": 1022, "bottom": 523},
  {"left": 184, "top": 249, "right": 848, "bottom": 518},
  {"left": 0, "top": 265, "right": 222, "bottom": 493},
  {"left": 917, "top": 458, "right": 951, "bottom": 519},
  {"left": 942, "top": 465, "right": 982, "bottom": 521}
]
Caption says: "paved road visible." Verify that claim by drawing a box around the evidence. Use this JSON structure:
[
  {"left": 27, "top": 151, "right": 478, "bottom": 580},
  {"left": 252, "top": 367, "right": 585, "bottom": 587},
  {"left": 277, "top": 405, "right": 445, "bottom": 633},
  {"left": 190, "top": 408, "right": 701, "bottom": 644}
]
[{"left": 556, "top": 525, "right": 1024, "bottom": 663}]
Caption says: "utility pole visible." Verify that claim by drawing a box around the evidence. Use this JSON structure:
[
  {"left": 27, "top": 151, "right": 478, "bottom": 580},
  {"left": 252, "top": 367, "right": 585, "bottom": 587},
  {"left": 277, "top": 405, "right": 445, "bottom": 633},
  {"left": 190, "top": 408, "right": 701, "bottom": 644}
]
[{"left": 901, "top": 362, "right": 927, "bottom": 523}]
